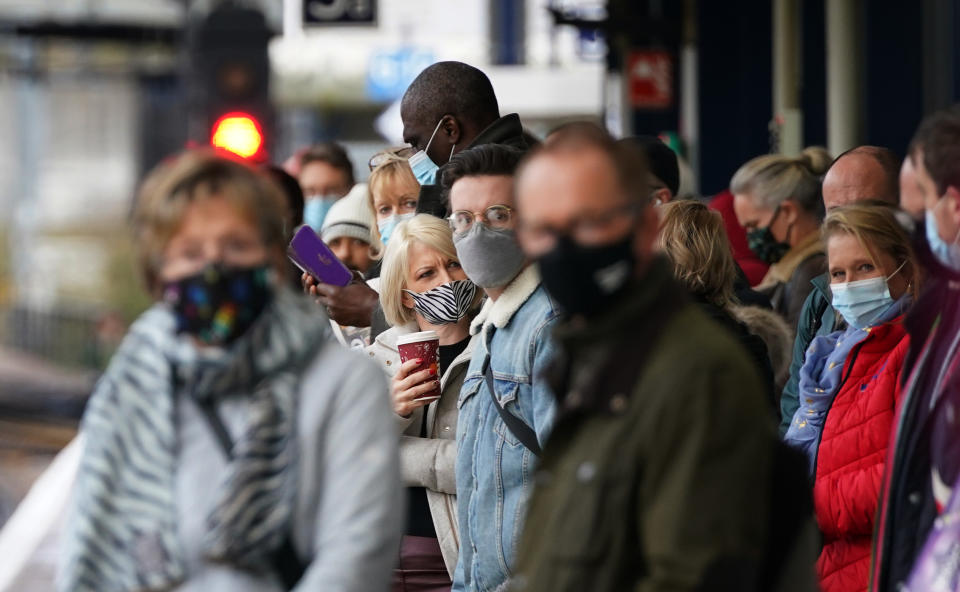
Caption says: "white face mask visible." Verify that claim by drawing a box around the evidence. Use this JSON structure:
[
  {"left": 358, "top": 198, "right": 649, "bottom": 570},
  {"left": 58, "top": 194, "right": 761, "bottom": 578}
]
[{"left": 830, "top": 260, "right": 906, "bottom": 329}]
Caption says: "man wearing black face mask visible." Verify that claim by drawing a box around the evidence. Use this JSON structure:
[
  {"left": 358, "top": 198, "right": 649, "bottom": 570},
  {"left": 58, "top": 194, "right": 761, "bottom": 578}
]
[{"left": 510, "top": 123, "right": 817, "bottom": 592}]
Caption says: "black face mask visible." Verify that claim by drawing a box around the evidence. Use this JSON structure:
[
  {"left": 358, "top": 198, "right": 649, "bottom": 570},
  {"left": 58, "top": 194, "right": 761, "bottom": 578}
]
[
  {"left": 162, "top": 263, "right": 273, "bottom": 346},
  {"left": 537, "top": 233, "right": 636, "bottom": 318},
  {"left": 746, "top": 206, "right": 791, "bottom": 264}
]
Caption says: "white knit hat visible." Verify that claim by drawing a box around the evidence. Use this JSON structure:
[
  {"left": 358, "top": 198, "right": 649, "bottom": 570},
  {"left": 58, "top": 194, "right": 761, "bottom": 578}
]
[{"left": 321, "top": 183, "right": 379, "bottom": 250}]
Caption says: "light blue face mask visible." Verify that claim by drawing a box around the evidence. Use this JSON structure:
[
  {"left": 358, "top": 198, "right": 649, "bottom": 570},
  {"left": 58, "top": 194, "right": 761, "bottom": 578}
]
[
  {"left": 303, "top": 195, "right": 339, "bottom": 232},
  {"left": 831, "top": 261, "right": 906, "bottom": 330},
  {"left": 407, "top": 118, "right": 454, "bottom": 186},
  {"left": 377, "top": 212, "right": 415, "bottom": 245},
  {"left": 926, "top": 208, "right": 960, "bottom": 272}
]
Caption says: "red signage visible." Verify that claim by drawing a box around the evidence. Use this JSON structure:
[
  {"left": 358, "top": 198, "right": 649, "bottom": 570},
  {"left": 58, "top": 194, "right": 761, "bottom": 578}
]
[{"left": 627, "top": 50, "right": 673, "bottom": 109}]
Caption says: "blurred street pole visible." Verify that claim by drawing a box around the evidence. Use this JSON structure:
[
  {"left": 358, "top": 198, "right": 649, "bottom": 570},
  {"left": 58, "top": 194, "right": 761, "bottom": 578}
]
[
  {"left": 773, "top": 0, "right": 802, "bottom": 155},
  {"left": 826, "top": 0, "right": 862, "bottom": 156},
  {"left": 11, "top": 40, "right": 43, "bottom": 307}
]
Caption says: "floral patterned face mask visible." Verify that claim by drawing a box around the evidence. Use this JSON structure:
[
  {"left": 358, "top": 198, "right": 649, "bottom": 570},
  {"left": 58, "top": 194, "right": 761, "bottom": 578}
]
[{"left": 162, "top": 263, "right": 273, "bottom": 346}]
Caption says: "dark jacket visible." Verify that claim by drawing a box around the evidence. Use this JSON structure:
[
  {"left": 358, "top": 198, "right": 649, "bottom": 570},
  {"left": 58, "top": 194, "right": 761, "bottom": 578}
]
[
  {"left": 512, "top": 258, "right": 811, "bottom": 592},
  {"left": 695, "top": 297, "right": 777, "bottom": 412},
  {"left": 779, "top": 274, "right": 841, "bottom": 435},
  {"left": 871, "top": 224, "right": 960, "bottom": 592},
  {"left": 415, "top": 113, "right": 535, "bottom": 218}
]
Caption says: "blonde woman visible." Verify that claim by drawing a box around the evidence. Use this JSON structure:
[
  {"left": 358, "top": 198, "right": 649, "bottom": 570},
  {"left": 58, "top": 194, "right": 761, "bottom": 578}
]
[
  {"left": 783, "top": 204, "right": 918, "bottom": 592},
  {"left": 365, "top": 215, "right": 479, "bottom": 592},
  {"left": 60, "top": 151, "right": 402, "bottom": 592},
  {"left": 657, "top": 200, "right": 777, "bottom": 409},
  {"left": 368, "top": 156, "right": 421, "bottom": 246},
  {"left": 731, "top": 146, "right": 832, "bottom": 327}
]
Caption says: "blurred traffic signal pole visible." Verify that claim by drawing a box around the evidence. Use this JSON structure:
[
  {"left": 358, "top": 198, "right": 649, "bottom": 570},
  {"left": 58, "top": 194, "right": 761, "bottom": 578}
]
[{"left": 186, "top": 2, "right": 274, "bottom": 162}]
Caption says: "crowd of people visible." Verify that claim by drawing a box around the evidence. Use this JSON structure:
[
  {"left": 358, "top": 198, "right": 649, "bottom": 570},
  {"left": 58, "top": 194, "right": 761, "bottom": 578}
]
[{"left": 3, "top": 59, "right": 960, "bottom": 592}]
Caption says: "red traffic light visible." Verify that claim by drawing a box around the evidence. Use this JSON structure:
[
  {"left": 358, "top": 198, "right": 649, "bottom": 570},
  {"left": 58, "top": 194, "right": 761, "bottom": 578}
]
[{"left": 210, "top": 112, "right": 264, "bottom": 159}]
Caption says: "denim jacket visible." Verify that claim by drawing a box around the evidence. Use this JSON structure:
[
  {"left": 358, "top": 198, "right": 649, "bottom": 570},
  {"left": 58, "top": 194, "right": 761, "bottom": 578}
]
[{"left": 452, "top": 265, "right": 560, "bottom": 592}]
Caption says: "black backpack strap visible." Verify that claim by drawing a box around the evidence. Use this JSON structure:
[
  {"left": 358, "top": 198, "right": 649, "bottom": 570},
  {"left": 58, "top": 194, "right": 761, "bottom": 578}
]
[
  {"left": 483, "top": 350, "right": 542, "bottom": 457},
  {"left": 193, "top": 396, "right": 307, "bottom": 590}
]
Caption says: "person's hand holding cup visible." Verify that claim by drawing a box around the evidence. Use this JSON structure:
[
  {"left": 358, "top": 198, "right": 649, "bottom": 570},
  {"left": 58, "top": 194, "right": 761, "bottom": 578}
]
[{"left": 392, "top": 331, "right": 442, "bottom": 418}]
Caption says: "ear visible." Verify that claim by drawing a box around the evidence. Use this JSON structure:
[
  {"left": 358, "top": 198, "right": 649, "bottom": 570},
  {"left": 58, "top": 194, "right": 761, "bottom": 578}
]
[
  {"left": 653, "top": 187, "right": 672, "bottom": 205},
  {"left": 945, "top": 186, "right": 960, "bottom": 226},
  {"left": 401, "top": 289, "right": 416, "bottom": 310},
  {"left": 443, "top": 115, "right": 462, "bottom": 146},
  {"left": 779, "top": 200, "right": 800, "bottom": 225}
]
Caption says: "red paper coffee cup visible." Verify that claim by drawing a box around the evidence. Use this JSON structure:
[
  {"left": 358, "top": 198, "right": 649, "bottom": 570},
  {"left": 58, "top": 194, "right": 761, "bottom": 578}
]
[{"left": 396, "top": 330, "right": 441, "bottom": 400}]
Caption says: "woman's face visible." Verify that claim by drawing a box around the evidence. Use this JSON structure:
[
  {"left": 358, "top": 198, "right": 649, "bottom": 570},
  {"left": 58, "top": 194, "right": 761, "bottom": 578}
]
[
  {"left": 400, "top": 241, "right": 466, "bottom": 310},
  {"left": 372, "top": 177, "right": 419, "bottom": 223},
  {"left": 827, "top": 232, "right": 910, "bottom": 301},
  {"left": 159, "top": 195, "right": 271, "bottom": 283}
]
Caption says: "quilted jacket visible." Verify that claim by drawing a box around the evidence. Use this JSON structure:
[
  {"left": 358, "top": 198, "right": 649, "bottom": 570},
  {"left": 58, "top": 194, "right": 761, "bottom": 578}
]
[{"left": 813, "top": 319, "right": 909, "bottom": 592}]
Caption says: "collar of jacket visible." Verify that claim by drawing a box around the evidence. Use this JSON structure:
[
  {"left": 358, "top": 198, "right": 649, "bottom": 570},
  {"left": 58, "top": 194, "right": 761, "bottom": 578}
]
[
  {"left": 470, "top": 264, "right": 541, "bottom": 337},
  {"left": 546, "top": 257, "right": 687, "bottom": 412},
  {"left": 467, "top": 113, "right": 525, "bottom": 149},
  {"left": 758, "top": 231, "right": 824, "bottom": 288}
]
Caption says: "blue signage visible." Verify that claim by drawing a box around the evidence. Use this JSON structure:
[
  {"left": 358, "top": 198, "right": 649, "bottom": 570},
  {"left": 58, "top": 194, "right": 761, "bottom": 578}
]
[{"left": 366, "top": 47, "right": 435, "bottom": 102}]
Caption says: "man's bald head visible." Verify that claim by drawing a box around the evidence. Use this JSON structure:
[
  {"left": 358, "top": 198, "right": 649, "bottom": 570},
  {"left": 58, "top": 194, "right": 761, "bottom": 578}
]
[{"left": 821, "top": 146, "right": 899, "bottom": 210}]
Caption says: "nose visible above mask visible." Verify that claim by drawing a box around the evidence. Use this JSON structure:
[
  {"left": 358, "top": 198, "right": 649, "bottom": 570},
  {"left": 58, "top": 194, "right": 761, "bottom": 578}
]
[
  {"left": 303, "top": 195, "right": 339, "bottom": 232},
  {"left": 925, "top": 208, "right": 960, "bottom": 272},
  {"left": 377, "top": 212, "right": 415, "bottom": 245},
  {"left": 830, "top": 261, "right": 906, "bottom": 330},
  {"left": 407, "top": 118, "right": 454, "bottom": 186}
]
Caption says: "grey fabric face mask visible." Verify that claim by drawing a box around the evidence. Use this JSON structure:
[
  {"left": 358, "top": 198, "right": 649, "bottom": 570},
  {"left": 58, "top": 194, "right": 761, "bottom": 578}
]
[{"left": 453, "top": 223, "right": 526, "bottom": 288}]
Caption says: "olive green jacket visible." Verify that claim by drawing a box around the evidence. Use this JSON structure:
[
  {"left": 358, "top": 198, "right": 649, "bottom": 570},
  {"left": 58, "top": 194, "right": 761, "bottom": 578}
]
[{"left": 513, "top": 259, "right": 794, "bottom": 592}]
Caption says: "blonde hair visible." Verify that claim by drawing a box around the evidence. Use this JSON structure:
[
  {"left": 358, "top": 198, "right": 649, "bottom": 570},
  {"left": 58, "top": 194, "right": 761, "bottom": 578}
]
[
  {"left": 730, "top": 146, "right": 831, "bottom": 215},
  {"left": 379, "top": 214, "right": 460, "bottom": 327},
  {"left": 657, "top": 200, "right": 738, "bottom": 308},
  {"left": 367, "top": 156, "right": 420, "bottom": 214},
  {"left": 822, "top": 204, "right": 920, "bottom": 299},
  {"left": 132, "top": 150, "right": 288, "bottom": 294}
]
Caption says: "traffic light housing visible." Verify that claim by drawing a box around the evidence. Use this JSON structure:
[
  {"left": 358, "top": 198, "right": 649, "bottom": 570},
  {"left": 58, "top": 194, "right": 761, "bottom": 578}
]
[{"left": 188, "top": 4, "right": 273, "bottom": 162}]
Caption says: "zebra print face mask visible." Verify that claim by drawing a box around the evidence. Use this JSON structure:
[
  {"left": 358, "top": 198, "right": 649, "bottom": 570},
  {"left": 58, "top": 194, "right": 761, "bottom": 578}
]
[{"left": 404, "top": 279, "right": 478, "bottom": 325}]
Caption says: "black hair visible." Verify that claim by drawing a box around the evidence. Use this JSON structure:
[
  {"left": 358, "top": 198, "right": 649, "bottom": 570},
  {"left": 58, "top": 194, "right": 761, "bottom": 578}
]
[
  {"left": 261, "top": 164, "right": 304, "bottom": 233},
  {"left": 299, "top": 142, "right": 355, "bottom": 186},
  {"left": 439, "top": 144, "right": 524, "bottom": 207},
  {"left": 910, "top": 105, "right": 960, "bottom": 195},
  {"left": 401, "top": 61, "right": 500, "bottom": 131}
]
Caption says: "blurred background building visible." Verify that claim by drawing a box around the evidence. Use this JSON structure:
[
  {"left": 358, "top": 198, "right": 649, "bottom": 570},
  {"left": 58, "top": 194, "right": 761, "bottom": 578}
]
[{"left": 0, "top": 0, "right": 958, "bottom": 520}]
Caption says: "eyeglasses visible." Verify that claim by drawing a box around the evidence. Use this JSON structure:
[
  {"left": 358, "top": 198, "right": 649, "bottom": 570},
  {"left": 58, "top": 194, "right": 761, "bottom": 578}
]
[
  {"left": 448, "top": 205, "right": 515, "bottom": 235},
  {"left": 368, "top": 146, "right": 415, "bottom": 171},
  {"left": 516, "top": 202, "right": 640, "bottom": 256}
]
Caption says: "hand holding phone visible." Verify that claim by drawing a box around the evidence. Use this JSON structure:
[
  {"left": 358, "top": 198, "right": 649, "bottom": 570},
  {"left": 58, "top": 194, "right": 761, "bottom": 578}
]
[{"left": 287, "top": 225, "right": 352, "bottom": 287}]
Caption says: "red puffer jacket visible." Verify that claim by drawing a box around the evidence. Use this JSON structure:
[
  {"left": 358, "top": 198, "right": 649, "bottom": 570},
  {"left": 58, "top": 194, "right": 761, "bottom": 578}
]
[{"left": 814, "top": 319, "right": 910, "bottom": 592}]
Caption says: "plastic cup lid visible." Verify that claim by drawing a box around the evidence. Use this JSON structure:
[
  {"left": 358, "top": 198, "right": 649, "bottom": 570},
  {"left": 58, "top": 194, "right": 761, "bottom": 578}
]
[{"left": 395, "top": 330, "right": 439, "bottom": 346}]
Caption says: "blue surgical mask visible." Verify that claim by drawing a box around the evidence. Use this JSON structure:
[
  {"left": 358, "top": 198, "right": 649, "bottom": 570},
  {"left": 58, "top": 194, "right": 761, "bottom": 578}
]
[
  {"left": 925, "top": 208, "right": 960, "bottom": 271},
  {"left": 303, "top": 195, "right": 339, "bottom": 232},
  {"left": 831, "top": 261, "right": 906, "bottom": 330},
  {"left": 407, "top": 119, "right": 454, "bottom": 186},
  {"left": 377, "top": 212, "right": 415, "bottom": 245}
]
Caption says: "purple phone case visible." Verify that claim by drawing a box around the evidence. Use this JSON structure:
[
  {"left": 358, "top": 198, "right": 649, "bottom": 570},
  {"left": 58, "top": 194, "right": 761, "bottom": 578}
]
[{"left": 287, "top": 226, "right": 353, "bottom": 287}]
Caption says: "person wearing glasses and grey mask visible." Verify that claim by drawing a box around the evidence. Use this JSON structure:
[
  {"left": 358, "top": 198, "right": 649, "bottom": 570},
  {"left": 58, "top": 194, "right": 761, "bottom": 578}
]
[{"left": 437, "top": 144, "right": 560, "bottom": 592}]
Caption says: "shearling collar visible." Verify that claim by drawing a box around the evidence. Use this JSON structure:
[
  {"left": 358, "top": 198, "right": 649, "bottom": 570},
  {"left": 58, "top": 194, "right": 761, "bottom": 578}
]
[{"left": 470, "top": 264, "right": 541, "bottom": 336}]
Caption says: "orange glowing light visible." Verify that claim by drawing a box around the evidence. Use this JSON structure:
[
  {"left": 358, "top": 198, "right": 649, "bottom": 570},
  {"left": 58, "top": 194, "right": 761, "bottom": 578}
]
[{"left": 210, "top": 113, "right": 263, "bottom": 158}]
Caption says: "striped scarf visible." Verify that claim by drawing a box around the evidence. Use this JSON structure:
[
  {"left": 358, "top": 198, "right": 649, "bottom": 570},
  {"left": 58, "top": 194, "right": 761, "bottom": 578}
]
[{"left": 60, "top": 290, "right": 330, "bottom": 591}]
